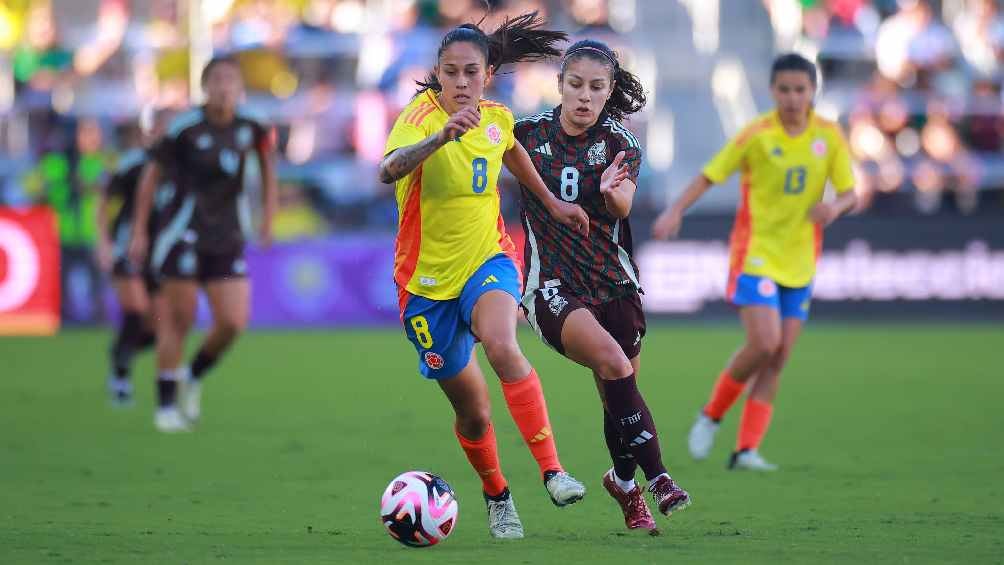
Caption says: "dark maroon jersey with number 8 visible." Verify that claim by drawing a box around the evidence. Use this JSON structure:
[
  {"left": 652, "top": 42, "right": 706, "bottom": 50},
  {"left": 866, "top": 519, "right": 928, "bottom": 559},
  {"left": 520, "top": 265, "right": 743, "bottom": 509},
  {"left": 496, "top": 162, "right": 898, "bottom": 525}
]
[{"left": 514, "top": 106, "right": 644, "bottom": 305}]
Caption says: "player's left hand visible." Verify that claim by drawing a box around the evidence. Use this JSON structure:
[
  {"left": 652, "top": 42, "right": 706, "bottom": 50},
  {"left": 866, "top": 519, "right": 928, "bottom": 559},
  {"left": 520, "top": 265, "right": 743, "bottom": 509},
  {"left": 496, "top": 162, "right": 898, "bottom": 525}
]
[
  {"left": 259, "top": 217, "right": 274, "bottom": 248},
  {"left": 547, "top": 198, "right": 590, "bottom": 236},
  {"left": 809, "top": 202, "right": 840, "bottom": 227},
  {"left": 599, "top": 151, "right": 629, "bottom": 196}
]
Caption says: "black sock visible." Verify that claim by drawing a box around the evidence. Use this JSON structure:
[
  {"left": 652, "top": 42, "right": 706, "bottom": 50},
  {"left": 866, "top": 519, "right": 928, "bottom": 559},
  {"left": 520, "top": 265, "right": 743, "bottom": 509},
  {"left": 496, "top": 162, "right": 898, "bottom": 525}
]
[
  {"left": 484, "top": 488, "right": 511, "bottom": 502},
  {"left": 156, "top": 370, "right": 179, "bottom": 407},
  {"left": 111, "top": 311, "right": 145, "bottom": 380},
  {"left": 603, "top": 409, "right": 638, "bottom": 482},
  {"left": 189, "top": 348, "right": 219, "bottom": 381},
  {"left": 137, "top": 328, "right": 156, "bottom": 351},
  {"left": 601, "top": 375, "right": 668, "bottom": 481}
]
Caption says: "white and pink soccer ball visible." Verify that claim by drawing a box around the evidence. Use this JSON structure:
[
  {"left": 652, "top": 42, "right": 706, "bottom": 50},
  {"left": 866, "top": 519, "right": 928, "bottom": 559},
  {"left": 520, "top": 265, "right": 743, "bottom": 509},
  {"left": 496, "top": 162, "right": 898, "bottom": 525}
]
[{"left": 380, "top": 471, "right": 458, "bottom": 547}]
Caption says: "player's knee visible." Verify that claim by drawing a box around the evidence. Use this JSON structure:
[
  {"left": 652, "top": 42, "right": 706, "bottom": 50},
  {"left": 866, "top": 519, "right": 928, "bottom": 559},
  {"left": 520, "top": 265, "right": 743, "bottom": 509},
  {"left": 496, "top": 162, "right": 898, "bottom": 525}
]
[
  {"left": 592, "top": 343, "right": 632, "bottom": 380},
  {"left": 771, "top": 345, "right": 792, "bottom": 371},
  {"left": 456, "top": 407, "right": 492, "bottom": 440},
  {"left": 748, "top": 333, "right": 782, "bottom": 361},
  {"left": 215, "top": 316, "right": 246, "bottom": 340},
  {"left": 169, "top": 310, "right": 194, "bottom": 333},
  {"left": 480, "top": 335, "right": 522, "bottom": 367}
]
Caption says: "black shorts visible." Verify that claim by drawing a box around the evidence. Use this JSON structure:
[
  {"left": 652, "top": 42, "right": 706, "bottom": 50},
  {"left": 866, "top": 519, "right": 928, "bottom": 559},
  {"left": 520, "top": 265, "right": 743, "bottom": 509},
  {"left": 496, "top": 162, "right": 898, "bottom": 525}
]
[
  {"left": 521, "top": 285, "right": 646, "bottom": 359},
  {"left": 153, "top": 240, "right": 247, "bottom": 283}
]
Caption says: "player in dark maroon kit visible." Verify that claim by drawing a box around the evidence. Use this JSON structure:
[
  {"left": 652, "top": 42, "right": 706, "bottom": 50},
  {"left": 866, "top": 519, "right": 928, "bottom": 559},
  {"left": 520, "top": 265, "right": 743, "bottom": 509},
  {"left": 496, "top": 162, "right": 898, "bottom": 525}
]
[
  {"left": 515, "top": 39, "right": 690, "bottom": 534},
  {"left": 128, "top": 56, "right": 277, "bottom": 432},
  {"left": 95, "top": 110, "right": 174, "bottom": 405}
]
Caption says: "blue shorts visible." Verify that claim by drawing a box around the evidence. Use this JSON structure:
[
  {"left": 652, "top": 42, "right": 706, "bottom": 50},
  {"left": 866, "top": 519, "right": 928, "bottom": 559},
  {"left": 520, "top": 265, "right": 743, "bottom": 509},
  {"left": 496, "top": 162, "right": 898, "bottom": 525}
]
[
  {"left": 729, "top": 273, "right": 812, "bottom": 321},
  {"left": 400, "top": 254, "right": 522, "bottom": 379}
]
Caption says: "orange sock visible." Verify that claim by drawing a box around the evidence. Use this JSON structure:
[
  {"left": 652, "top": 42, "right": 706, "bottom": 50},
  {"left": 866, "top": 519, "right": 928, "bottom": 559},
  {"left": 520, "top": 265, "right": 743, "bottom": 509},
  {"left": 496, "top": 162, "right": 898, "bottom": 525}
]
[
  {"left": 736, "top": 398, "right": 773, "bottom": 451},
  {"left": 501, "top": 369, "right": 563, "bottom": 479},
  {"left": 455, "top": 422, "right": 508, "bottom": 497},
  {"left": 704, "top": 370, "right": 745, "bottom": 421}
]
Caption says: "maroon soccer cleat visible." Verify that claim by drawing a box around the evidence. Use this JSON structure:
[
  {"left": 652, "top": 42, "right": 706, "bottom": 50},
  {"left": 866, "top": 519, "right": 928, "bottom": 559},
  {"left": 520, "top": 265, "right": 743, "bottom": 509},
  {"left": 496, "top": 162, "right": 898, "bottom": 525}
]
[
  {"left": 602, "top": 470, "right": 659, "bottom": 535},
  {"left": 647, "top": 474, "right": 691, "bottom": 516}
]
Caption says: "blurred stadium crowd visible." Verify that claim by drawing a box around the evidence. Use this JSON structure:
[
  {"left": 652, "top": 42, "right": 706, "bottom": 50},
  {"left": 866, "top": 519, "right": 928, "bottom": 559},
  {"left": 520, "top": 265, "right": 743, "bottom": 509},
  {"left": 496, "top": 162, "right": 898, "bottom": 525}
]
[{"left": 0, "top": 0, "right": 1002, "bottom": 256}]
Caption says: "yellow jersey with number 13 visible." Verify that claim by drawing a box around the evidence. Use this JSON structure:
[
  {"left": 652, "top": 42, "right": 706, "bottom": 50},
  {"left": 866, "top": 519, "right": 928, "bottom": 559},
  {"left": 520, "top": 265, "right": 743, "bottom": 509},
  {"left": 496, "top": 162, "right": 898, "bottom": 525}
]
[
  {"left": 701, "top": 110, "right": 855, "bottom": 291},
  {"left": 385, "top": 91, "right": 518, "bottom": 301}
]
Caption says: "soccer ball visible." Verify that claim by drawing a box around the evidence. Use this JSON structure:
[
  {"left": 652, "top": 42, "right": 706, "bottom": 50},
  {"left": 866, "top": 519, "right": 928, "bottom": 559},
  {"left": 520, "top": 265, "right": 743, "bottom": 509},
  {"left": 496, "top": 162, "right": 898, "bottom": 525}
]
[{"left": 380, "top": 471, "right": 458, "bottom": 547}]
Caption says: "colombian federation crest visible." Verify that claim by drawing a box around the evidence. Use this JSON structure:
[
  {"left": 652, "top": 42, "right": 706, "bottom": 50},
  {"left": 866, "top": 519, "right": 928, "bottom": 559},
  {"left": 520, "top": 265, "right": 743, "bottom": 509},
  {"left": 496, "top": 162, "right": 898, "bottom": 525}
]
[
  {"left": 424, "top": 351, "right": 445, "bottom": 370},
  {"left": 486, "top": 123, "right": 502, "bottom": 145},
  {"left": 812, "top": 138, "right": 827, "bottom": 157},
  {"left": 758, "top": 278, "right": 777, "bottom": 297}
]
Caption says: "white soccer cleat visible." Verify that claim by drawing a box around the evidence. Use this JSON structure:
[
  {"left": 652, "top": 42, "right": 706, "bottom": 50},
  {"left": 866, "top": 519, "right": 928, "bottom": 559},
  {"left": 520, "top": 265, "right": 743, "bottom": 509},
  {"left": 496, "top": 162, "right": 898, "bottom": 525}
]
[
  {"left": 728, "top": 449, "right": 779, "bottom": 472},
  {"left": 485, "top": 490, "right": 524, "bottom": 539},
  {"left": 155, "top": 407, "right": 191, "bottom": 433},
  {"left": 688, "top": 411, "right": 720, "bottom": 460},
  {"left": 544, "top": 471, "right": 586, "bottom": 507},
  {"left": 179, "top": 378, "right": 201, "bottom": 423}
]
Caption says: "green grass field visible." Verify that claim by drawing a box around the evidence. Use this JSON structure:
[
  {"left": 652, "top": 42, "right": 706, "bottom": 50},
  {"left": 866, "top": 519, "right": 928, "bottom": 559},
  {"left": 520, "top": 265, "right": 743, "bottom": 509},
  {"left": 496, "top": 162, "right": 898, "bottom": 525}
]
[{"left": 2, "top": 324, "right": 1003, "bottom": 564}]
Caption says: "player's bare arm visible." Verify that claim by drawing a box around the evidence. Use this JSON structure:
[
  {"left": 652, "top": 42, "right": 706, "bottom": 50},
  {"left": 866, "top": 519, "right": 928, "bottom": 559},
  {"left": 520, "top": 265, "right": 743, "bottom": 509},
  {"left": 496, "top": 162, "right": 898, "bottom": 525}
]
[
  {"left": 503, "top": 139, "right": 590, "bottom": 236},
  {"left": 257, "top": 142, "right": 279, "bottom": 247},
  {"left": 95, "top": 182, "right": 114, "bottom": 272},
  {"left": 127, "top": 161, "right": 160, "bottom": 264},
  {"left": 599, "top": 150, "right": 634, "bottom": 219},
  {"left": 809, "top": 190, "right": 857, "bottom": 227},
  {"left": 651, "top": 174, "right": 714, "bottom": 240},
  {"left": 378, "top": 107, "right": 480, "bottom": 184}
]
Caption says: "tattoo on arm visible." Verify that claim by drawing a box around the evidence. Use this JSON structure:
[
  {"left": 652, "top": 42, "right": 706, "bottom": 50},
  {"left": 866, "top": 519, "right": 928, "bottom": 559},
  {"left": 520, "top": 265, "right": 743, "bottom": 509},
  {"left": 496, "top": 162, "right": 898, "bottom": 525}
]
[{"left": 378, "top": 134, "right": 443, "bottom": 184}]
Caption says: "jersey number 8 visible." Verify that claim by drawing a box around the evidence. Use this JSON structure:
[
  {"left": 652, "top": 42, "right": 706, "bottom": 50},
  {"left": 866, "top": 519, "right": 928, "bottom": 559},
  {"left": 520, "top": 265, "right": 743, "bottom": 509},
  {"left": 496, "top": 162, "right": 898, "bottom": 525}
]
[
  {"left": 560, "top": 166, "right": 579, "bottom": 201},
  {"left": 472, "top": 157, "right": 488, "bottom": 194}
]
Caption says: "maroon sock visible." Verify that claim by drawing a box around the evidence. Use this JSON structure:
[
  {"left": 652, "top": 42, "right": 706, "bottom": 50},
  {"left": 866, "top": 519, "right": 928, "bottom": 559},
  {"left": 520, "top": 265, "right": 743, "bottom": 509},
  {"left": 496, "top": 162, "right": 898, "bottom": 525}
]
[
  {"left": 603, "top": 409, "right": 637, "bottom": 482},
  {"left": 601, "top": 375, "right": 667, "bottom": 481}
]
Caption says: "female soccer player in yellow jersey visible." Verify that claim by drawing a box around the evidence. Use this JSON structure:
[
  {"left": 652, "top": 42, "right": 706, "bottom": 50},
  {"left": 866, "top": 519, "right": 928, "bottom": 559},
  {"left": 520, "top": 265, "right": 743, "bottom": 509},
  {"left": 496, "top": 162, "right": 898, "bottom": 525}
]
[
  {"left": 652, "top": 53, "right": 857, "bottom": 471},
  {"left": 378, "top": 13, "right": 590, "bottom": 539}
]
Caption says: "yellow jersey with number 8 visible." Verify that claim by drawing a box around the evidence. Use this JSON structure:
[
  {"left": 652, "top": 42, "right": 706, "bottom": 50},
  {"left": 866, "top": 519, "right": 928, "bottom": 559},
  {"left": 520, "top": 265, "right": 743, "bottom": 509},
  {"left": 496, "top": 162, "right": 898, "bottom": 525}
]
[
  {"left": 385, "top": 91, "right": 517, "bottom": 301},
  {"left": 702, "top": 110, "right": 855, "bottom": 290}
]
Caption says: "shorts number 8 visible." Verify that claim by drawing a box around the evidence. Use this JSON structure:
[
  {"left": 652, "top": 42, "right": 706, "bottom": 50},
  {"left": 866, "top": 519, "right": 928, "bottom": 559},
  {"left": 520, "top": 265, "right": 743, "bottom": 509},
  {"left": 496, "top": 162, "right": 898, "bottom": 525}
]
[{"left": 410, "top": 315, "right": 434, "bottom": 348}]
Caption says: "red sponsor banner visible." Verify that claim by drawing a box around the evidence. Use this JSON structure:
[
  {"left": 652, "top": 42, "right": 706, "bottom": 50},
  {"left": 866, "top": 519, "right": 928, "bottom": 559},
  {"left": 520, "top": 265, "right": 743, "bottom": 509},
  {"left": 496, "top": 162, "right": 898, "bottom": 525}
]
[{"left": 0, "top": 207, "right": 60, "bottom": 335}]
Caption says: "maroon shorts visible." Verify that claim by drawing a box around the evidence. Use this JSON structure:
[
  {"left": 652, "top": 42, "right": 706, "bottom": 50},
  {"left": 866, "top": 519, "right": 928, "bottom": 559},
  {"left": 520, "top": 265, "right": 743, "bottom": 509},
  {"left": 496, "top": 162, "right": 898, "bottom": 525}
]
[
  {"left": 522, "top": 285, "right": 646, "bottom": 359},
  {"left": 153, "top": 241, "right": 247, "bottom": 283}
]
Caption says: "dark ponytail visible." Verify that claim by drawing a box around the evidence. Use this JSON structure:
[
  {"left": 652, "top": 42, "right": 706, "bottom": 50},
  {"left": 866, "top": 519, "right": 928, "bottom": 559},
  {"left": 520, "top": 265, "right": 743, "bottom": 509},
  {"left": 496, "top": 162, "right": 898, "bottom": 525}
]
[
  {"left": 560, "top": 39, "right": 646, "bottom": 121},
  {"left": 416, "top": 11, "right": 567, "bottom": 93}
]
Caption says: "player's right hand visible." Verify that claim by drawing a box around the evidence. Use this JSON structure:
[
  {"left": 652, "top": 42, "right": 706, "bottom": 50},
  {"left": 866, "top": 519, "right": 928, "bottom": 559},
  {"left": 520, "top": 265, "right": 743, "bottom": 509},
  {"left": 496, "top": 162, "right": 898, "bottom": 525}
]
[
  {"left": 548, "top": 199, "right": 590, "bottom": 236},
  {"left": 437, "top": 107, "right": 481, "bottom": 144},
  {"left": 95, "top": 238, "right": 114, "bottom": 273},
  {"left": 651, "top": 208, "right": 683, "bottom": 240},
  {"left": 127, "top": 232, "right": 148, "bottom": 265}
]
